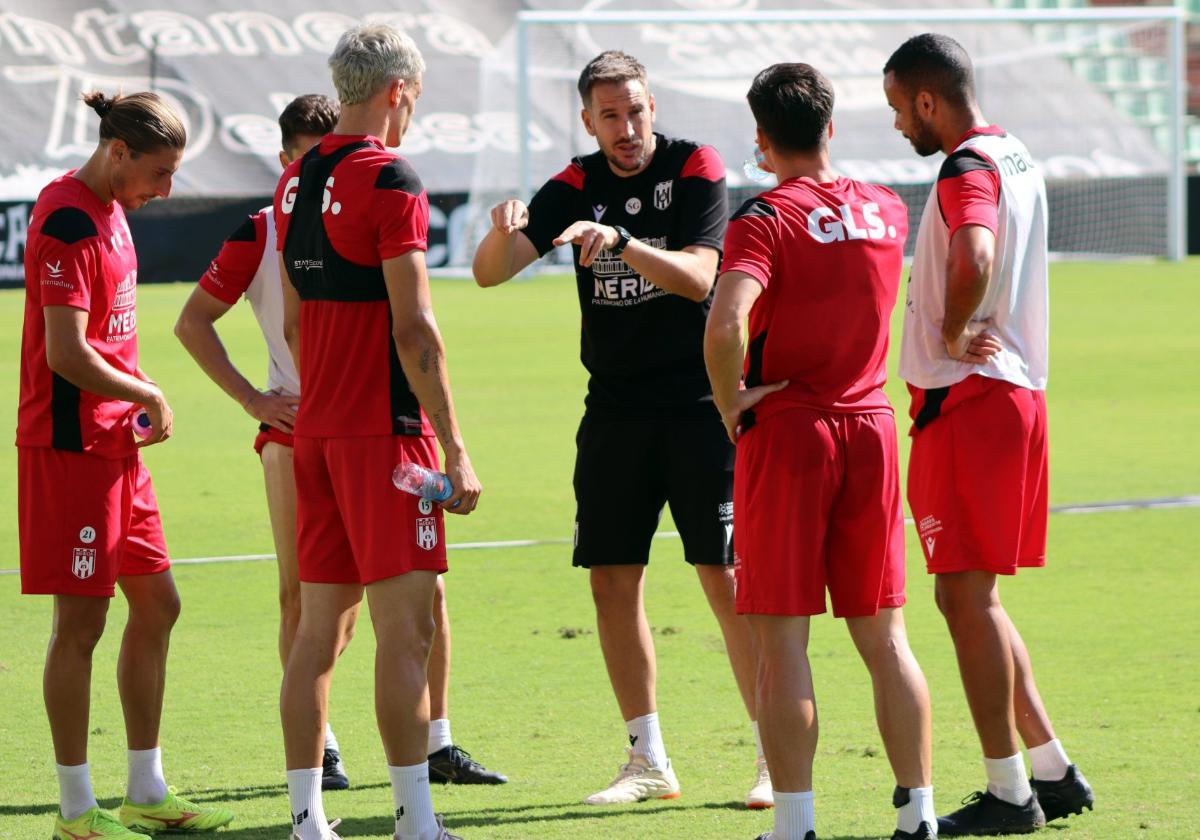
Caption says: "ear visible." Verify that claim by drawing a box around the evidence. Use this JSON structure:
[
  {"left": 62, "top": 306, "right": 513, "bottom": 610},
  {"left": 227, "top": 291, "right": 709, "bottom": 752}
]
[
  {"left": 580, "top": 107, "right": 596, "bottom": 138},
  {"left": 390, "top": 78, "right": 405, "bottom": 109},
  {"left": 278, "top": 150, "right": 291, "bottom": 171},
  {"left": 754, "top": 125, "right": 768, "bottom": 153},
  {"left": 108, "top": 138, "right": 128, "bottom": 164},
  {"left": 916, "top": 91, "right": 935, "bottom": 120},
  {"left": 648, "top": 92, "right": 656, "bottom": 122},
  {"left": 827, "top": 119, "right": 835, "bottom": 141}
]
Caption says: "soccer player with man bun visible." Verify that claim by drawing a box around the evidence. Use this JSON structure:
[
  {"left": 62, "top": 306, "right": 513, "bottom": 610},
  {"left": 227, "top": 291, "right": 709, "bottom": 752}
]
[
  {"left": 706, "top": 63, "right": 935, "bottom": 840},
  {"left": 474, "top": 49, "right": 772, "bottom": 809},
  {"left": 175, "top": 94, "right": 504, "bottom": 794},
  {"left": 17, "top": 90, "right": 234, "bottom": 839},
  {"left": 884, "top": 33, "right": 1094, "bottom": 836},
  {"left": 275, "top": 24, "right": 478, "bottom": 840}
]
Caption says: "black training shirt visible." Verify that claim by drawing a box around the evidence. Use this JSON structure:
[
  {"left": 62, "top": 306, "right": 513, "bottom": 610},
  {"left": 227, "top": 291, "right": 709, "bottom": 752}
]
[{"left": 523, "top": 133, "right": 728, "bottom": 417}]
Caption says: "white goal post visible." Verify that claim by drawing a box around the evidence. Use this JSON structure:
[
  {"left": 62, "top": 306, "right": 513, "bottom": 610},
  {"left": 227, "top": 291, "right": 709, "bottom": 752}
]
[{"left": 507, "top": 5, "right": 1187, "bottom": 261}]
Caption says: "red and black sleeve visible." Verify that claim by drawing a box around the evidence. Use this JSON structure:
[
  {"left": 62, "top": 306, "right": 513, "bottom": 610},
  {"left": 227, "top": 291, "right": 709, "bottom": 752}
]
[
  {"left": 524, "top": 162, "right": 585, "bottom": 257},
  {"left": 675, "top": 145, "right": 728, "bottom": 252},
  {"left": 198, "top": 212, "right": 267, "bottom": 304},
  {"left": 720, "top": 197, "right": 779, "bottom": 289},
  {"left": 35, "top": 206, "right": 102, "bottom": 310},
  {"left": 936, "top": 148, "right": 1000, "bottom": 239}
]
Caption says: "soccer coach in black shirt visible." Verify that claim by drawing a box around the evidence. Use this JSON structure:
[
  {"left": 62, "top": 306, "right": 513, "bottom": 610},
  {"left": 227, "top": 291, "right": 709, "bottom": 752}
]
[{"left": 473, "top": 50, "right": 771, "bottom": 809}]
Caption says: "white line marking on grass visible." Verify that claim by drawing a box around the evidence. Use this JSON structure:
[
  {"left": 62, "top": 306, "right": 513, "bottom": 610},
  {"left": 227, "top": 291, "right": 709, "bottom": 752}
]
[{"left": 1, "top": 495, "right": 1196, "bottom": 575}]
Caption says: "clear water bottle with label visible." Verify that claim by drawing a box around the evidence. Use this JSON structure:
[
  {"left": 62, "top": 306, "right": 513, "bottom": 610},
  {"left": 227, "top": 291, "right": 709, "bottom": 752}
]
[
  {"left": 132, "top": 408, "right": 153, "bottom": 439},
  {"left": 392, "top": 461, "right": 453, "bottom": 502}
]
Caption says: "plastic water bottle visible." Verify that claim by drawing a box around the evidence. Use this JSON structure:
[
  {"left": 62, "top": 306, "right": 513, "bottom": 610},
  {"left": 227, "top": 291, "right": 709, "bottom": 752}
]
[
  {"left": 132, "top": 409, "right": 153, "bottom": 439},
  {"left": 742, "top": 146, "right": 772, "bottom": 183},
  {"left": 392, "top": 461, "right": 453, "bottom": 502}
]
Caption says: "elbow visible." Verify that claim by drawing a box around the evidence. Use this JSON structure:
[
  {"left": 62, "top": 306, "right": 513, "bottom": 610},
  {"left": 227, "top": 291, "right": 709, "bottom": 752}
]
[
  {"left": 392, "top": 313, "right": 439, "bottom": 356},
  {"left": 45, "top": 344, "right": 75, "bottom": 379},
  {"left": 172, "top": 312, "right": 193, "bottom": 345},
  {"left": 471, "top": 257, "right": 504, "bottom": 289},
  {"left": 687, "top": 280, "right": 714, "bottom": 303},
  {"left": 703, "top": 316, "right": 738, "bottom": 358}
]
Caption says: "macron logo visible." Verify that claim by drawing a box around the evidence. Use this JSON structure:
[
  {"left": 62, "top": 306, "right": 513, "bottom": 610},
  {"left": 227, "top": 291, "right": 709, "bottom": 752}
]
[
  {"left": 924, "top": 536, "right": 936, "bottom": 558},
  {"left": 592, "top": 204, "right": 606, "bottom": 222},
  {"left": 46, "top": 260, "right": 63, "bottom": 278}
]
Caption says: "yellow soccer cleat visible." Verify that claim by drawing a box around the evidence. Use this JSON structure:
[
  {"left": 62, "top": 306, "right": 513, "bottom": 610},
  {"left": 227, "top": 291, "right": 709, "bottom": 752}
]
[
  {"left": 53, "top": 807, "right": 152, "bottom": 840},
  {"left": 119, "top": 788, "right": 234, "bottom": 834}
]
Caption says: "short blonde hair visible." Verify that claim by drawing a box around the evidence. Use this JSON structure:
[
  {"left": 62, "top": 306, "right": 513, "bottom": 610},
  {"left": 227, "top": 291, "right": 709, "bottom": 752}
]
[{"left": 328, "top": 24, "right": 425, "bottom": 106}]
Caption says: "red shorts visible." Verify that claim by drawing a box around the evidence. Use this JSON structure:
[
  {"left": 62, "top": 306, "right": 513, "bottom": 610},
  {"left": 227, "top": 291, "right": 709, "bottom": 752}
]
[
  {"left": 254, "top": 423, "right": 295, "bottom": 456},
  {"left": 293, "top": 435, "right": 448, "bottom": 585},
  {"left": 734, "top": 409, "right": 906, "bottom": 618},
  {"left": 907, "top": 375, "right": 1048, "bottom": 575},
  {"left": 18, "top": 447, "right": 171, "bottom": 597}
]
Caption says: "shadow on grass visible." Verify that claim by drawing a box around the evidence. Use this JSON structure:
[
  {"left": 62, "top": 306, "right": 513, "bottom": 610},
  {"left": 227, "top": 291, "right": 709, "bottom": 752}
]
[
  {"left": 0, "top": 782, "right": 390, "bottom": 817},
  {"left": 3, "top": 795, "right": 886, "bottom": 839}
]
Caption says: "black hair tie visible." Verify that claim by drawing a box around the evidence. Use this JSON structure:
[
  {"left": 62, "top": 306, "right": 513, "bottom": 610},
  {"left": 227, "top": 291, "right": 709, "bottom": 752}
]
[{"left": 95, "top": 97, "right": 113, "bottom": 118}]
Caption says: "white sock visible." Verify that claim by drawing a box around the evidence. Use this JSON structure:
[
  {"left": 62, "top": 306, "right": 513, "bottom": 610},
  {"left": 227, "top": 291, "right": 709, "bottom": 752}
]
[
  {"left": 126, "top": 747, "right": 168, "bottom": 805},
  {"left": 57, "top": 762, "right": 98, "bottom": 821},
  {"left": 1027, "top": 738, "right": 1070, "bottom": 781},
  {"left": 286, "top": 767, "right": 328, "bottom": 840},
  {"left": 427, "top": 718, "right": 452, "bottom": 755},
  {"left": 389, "top": 762, "right": 438, "bottom": 840},
  {"left": 752, "top": 720, "right": 765, "bottom": 760},
  {"left": 984, "top": 753, "right": 1032, "bottom": 805},
  {"left": 323, "top": 723, "right": 340, "bottom": 754},
  {"left": 625, "top": 712, "right": 667, "bottom": 770},
  {"left": 774, "top": 790, "right": 815, "bottom": 840},
  {"left": 897, "top": 786, "right": 937, "bottom": 834}
]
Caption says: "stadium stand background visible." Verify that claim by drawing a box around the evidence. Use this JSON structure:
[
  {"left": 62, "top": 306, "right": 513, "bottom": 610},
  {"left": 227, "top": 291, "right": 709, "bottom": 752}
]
[{"left": 0, "top": 0, "right": 1195, "bottom": 287}]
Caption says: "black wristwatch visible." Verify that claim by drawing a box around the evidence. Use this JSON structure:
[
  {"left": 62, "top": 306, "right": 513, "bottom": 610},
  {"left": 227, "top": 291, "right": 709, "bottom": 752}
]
[{"left": 610, "top": 225, "right": 632, "bottom": 256}]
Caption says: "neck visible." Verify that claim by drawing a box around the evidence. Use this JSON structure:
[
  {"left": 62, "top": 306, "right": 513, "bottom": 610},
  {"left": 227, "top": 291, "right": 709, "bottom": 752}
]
[
  {"left": 770, "top": 147, "right": 837, "bottom": 184},
  {"left": 334, "top": 104, "right": 389, "bottom": 143},
  {"left": 73, "top": 147, "right": 115, "bottom": 205},
  {"left": 942, "top": 105, "right": 990, "bottom": 154}
]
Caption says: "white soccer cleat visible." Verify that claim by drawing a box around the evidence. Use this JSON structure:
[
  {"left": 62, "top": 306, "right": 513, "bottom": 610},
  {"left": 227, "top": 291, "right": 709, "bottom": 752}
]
[
  {"left": 396, "top": 814, "right": 462, "bottom": 840},
  {"left": 583, "top": 749, "right": 681, "bottom": 805},
  {"left": 746, "top": 756, "right": 774, "bottom": 809}
]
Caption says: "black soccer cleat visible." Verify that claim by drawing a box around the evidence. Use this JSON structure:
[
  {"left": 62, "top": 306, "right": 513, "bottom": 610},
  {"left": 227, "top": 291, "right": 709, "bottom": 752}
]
[
  {"left": 427, "top": 744, "right": 508, "bottom": 785},
  {"left": 322, "top": 747, "right": 350, "bottom": 790},
  {"left": 1030, "top": 764, "right": 1094, "bottom": 822},
  {"left": 752, "top": 833, "right": 815, "bottom": 840},
  {"left": 938, "top": 790, "right": 1045, "bottom": 836}
]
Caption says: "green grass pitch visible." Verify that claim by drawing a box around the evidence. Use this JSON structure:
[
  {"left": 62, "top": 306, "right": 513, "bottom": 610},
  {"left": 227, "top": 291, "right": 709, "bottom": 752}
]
[{"left": 0, "top": 260, "right": 1197, "bottom": 839}]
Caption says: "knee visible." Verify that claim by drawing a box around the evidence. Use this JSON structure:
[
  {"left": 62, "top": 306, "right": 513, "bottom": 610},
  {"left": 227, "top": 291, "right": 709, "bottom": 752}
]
[
  {"left": 935, "top": 584, "right": 986, "bottom": 630},
  {"left": 132, "top": 589, "right": 181, "bottom": 633},
  {"left": 405, "top": 612, "right": 436, "bottom": 665},
  {"left": 862, "top": 632, "right": 908, "bottom": 671},
  {"left": 590, "top": 568, "right": 638, "bottom": 608},
  {"left": 279, "top": 583, "right": 302, "bottom": 626},
  {"left": 51, "top": 608, "right": 109, "bottom": 656},
  {"left": 339, "top": 612, "right": 358, "bottom": 650}
]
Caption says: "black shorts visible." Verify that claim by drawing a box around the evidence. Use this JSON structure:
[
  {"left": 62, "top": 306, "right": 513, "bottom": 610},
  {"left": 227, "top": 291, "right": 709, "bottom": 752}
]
[{"left": 572, "top": 412, "right": 734, "bottom": 568}]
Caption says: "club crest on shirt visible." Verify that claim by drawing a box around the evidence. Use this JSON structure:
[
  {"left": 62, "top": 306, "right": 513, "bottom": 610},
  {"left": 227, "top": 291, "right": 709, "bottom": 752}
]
[
  {"left": 625, "top": 197, "right": 641, "bottom": 215},
  {"left": 72, "top": 547, "right": 96, "bottom": 580},
  {"left": 654, "top": 180, "right": 672, "bottom": 211},
  {"left": 416, "top": 517, "right": 438, "bottom": 551}
]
